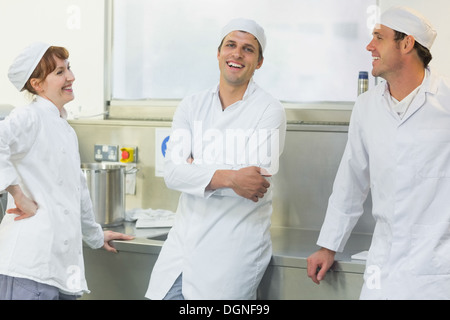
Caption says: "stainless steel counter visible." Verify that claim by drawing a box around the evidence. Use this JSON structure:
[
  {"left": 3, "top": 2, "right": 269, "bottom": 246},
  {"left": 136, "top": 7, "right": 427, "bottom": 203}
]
[
  {"left": 82, "top": 222, "right": 371, "bottom": 300},
  {"left": 258, "top": 227, "right": 370, "bottom": 299}
]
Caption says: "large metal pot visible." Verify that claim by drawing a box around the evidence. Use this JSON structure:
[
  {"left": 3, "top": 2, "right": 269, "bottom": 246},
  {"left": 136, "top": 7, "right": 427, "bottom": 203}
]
[{"left": 81, "top": 163, "right": 125, "bottom": 227}]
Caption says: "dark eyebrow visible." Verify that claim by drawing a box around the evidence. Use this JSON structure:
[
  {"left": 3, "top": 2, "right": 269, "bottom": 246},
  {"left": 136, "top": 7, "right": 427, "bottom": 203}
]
[
  {"left": 53, "top": 65, "right": 66, "bottom": 73},
  {"left": 226, "top": 39, "right": 256, "bottom": 50},
  {"left": 243, "top": 43, "right": 257, "bottom": 50}
]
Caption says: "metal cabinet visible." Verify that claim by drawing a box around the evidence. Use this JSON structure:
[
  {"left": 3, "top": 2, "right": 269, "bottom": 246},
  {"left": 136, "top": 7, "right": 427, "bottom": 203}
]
[
  {"left": 258, "top": 265, "right": 364, "bottom": 300},
  {"left": 81, "top": 245, "right": 158, "bottom": 300},
  {"left": 80, "top": 226, "right": 370, "bottom": 300}
]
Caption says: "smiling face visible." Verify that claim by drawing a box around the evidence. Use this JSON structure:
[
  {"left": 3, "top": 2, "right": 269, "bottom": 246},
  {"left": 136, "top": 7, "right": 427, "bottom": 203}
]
[
  {"left": 217, "top": 30, "right": 264, "bottom": 88},
  {"left": 366, "top": 24, "right": 404, "bottom": 81},
  {"left": 31, "top": 56, "right": 75, "bottom": 110}
]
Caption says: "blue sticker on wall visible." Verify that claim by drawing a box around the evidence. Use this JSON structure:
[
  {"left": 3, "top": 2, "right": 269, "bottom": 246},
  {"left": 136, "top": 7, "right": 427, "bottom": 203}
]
[{"left": 161, "top": 136, "right": 170, "bottom": 157}]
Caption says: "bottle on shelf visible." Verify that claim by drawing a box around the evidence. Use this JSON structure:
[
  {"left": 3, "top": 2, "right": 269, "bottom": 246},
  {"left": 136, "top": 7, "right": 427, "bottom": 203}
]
[{"left": 357, "top": 71, "right": 369, "bottom": 96}]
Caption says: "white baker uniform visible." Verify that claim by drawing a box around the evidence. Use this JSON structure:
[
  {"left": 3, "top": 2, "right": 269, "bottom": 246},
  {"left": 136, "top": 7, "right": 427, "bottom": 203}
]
[
  {"left": 0, "top": 96, "right": 104, "bottom": 295},
  {"left": 317, "top": 68, "right": 450, "bottom": 299},
  {"left": 146, "top": 79, "right": 286, "bottom": 299}
]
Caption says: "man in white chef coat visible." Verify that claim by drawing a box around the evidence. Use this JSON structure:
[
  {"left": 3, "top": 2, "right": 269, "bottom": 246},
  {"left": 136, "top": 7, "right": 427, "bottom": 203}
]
[
  {"left": 307, "top": 6, "right": 450, "bottom": 299},
  {"left": 145, "top": 18, "right": 286, "bottom": 300}
]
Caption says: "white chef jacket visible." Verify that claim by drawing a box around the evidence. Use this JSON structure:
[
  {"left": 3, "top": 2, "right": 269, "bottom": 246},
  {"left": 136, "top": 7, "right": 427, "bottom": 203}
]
[
  {"left": 317, "top": 68, "right": 450, "bottom": 299},
  {"left": 0, "top": 96, "right": 104, "bottom": 295},
  {"left": 146, "top": 79, "right": 286, "bottom": 299}
]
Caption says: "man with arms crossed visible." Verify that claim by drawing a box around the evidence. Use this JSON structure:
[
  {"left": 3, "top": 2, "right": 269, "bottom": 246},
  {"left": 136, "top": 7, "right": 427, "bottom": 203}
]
[{"left": 146, "top": 18, "right": 286, "bottom": 300}]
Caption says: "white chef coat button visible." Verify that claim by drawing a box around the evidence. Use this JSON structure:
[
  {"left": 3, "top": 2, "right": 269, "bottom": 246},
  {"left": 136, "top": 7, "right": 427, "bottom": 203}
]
[
  {"left": 64, "top": 209, "right": 69, "bottom": 215},
  {"left": 64, "top": 240, "right": 69, "bottom": 245},
  {"left": 61, "top": 147, "right": 66, "bottom": 154},
  {"left": 58, "top": 179, "right": 63, "bottom": 186}
]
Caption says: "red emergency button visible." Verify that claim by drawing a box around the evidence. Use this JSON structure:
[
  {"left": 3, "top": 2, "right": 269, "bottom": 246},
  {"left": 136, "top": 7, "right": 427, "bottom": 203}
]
[
  {"left": 122, "top": 150, "right": 130, "bottom": 160},
  {"left": 120, "top": 147, "right": 136, "bottom": 163}
]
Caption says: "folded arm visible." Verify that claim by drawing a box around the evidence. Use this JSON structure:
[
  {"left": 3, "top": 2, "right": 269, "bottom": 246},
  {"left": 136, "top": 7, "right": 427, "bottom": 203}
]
[{"left": 206, "top": 166, "right": 271, "bottom": 202}]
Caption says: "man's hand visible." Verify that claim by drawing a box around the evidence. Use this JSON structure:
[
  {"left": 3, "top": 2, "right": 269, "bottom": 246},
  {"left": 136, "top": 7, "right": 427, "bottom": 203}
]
[
  {"left": 306, "top": 247, "right": 336, "bottom": 284},
  {"left": 229, "top": 167, "right": 271, "bottom": 202},
  {"left": 102, "top": 230, "right": 135, "bottom": 253},
  {"left": 207, "top": 166, "right": 271, "bottom": 202},
  {"left": 6, "top": 185, "right": 38, "bottom": 221}
]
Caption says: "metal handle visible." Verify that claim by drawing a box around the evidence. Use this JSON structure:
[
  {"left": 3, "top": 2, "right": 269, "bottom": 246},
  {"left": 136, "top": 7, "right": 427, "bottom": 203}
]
[{"left": 125, "top": 167, "right": 139, "bottom": 174}]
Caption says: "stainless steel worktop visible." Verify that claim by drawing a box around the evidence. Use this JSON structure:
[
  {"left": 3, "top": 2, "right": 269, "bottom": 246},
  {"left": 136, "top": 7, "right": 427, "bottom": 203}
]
[
  {"left": 109, "top": 222, "right": 370, "bottom": 272},
  {"left": 268, "top": 227, "right": 369, "bottom": 272},
  {"left": 83, "top": 222, "right": 371, "bottom": 299}
]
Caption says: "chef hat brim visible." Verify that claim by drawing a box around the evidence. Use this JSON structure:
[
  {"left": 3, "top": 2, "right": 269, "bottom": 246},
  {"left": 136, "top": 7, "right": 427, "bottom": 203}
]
[
  {"left": 380, "top": 6, "right": 437, "bottom": 50},
  {"left": 8, "top": 42, "right": 51, "bottom": 92},
  {"left": 220, "top": 18, "right": 266, "bottom": 53}
]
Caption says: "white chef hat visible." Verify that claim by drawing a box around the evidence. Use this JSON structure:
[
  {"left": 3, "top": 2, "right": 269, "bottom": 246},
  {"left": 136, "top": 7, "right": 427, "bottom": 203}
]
[
  {"left": 8, "top": 42, "right": 51, "bottom": 92},
  {"left": 380, "top": 6, "right": 437, "bottom": 51},
  {"left": 220, "top": 18, "right": 266, "bottom": 53}
]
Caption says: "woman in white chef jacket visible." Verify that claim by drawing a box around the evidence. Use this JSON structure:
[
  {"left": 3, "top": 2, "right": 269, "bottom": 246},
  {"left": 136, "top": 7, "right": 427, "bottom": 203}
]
[
  {"left": 0, "top": 42, "right": 133, "bottom": 300},
  {"left": 307, "top": 7, "right": 450, "bottom": 299}
]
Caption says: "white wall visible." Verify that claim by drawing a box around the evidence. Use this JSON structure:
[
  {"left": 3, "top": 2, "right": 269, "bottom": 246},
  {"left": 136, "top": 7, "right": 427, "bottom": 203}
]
[
  {"left": 0, "top": 0, "right": 105, "bottom": 119},
  {"left": 0, "top": 1, "right": 449, "bottom": 120},
  {"left": 379, "top": 0, "right": 450, "bottom": 77}
]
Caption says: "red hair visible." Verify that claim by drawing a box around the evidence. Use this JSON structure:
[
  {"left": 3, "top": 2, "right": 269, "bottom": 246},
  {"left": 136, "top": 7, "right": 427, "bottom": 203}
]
[{"left": 23, "top": 46, "right": 69, "bottom": 94}]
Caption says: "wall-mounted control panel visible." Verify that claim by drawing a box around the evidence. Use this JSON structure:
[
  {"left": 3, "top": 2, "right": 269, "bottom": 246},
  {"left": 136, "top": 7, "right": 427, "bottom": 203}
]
[{"left": 94, "top": 144, "right": 138, "bottom": 163}]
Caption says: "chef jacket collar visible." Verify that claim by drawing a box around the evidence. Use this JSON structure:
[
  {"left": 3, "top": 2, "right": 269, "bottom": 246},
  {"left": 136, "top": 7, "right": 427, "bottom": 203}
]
[
  {"left": 380, "top": 67, "right": 435, "bottom": 98},
  {"left": 379, "top": 67, "right": 439, "bottom": 123},
  {"left": 34, "top": 95, "right": 68, "bottom": 119},
  {"left": 213, "top": 78, "right": 257, "bottom": 100}
]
